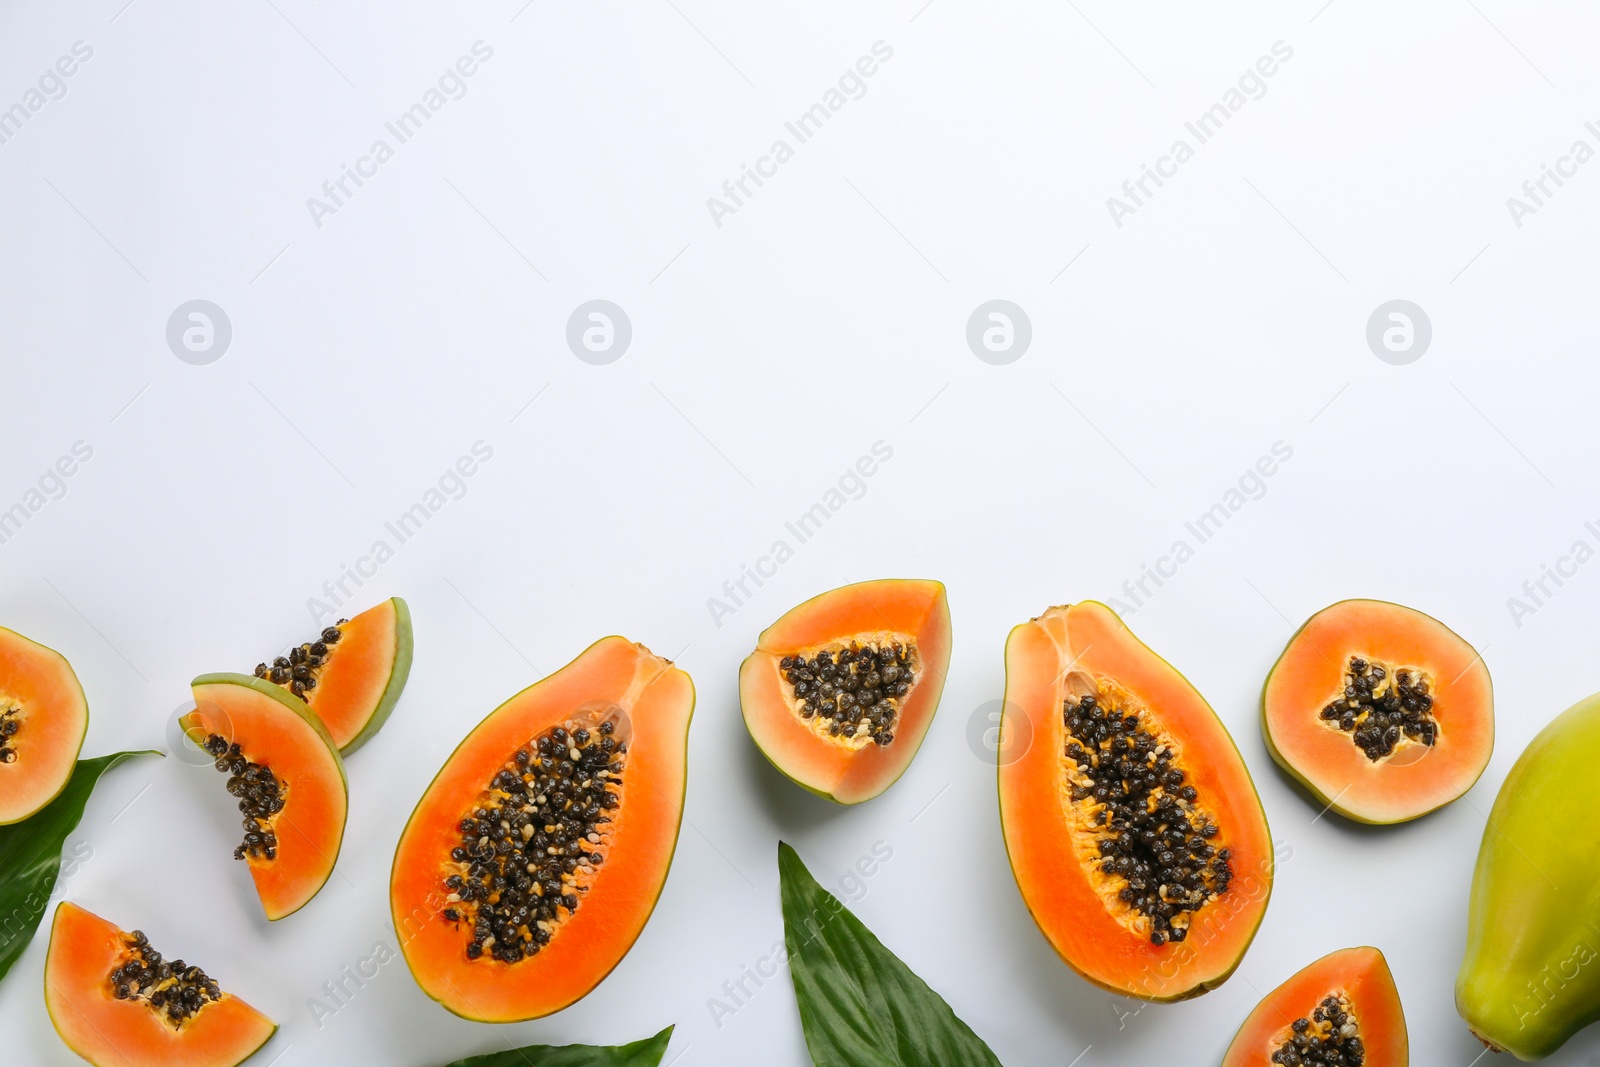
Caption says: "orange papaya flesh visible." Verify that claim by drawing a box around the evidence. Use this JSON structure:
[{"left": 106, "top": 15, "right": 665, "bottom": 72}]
[
  {"left": 1223, "top": 946, "right": 1408, "bottom": 1066},
  {"left": 0, "top": 625, "right": 89, "bottom": 825},
  {"left": 391, "top": 637, "right": 693, "bottom": 1022},
  {"left": 1262, "top": 599, "right": 1492, "bottom": 824},
  {"left": 250, "top": 597, "right": 412, "bottom": 754},
  {"left": 739, "top": 579, "right": 951, "bottom": 804},
  {"left": 44, "top": 901, "right": 277, "bottom": 1067},
  {"left": 181, "top": 674, "right": 348, "bottom": 921},
  {"left": 999, "top": 602, "right": 1272, "bottom": 1001}
]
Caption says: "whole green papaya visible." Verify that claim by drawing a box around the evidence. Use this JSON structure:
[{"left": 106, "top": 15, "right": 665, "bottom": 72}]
[{"left": 1457, "top": 691, "right": 1600, "bottom": 1059}]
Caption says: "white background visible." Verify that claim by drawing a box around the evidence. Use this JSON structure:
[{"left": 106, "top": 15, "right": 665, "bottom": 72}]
[{"left": 2, "top": 2, "right": 1599, "bottom": 1064}]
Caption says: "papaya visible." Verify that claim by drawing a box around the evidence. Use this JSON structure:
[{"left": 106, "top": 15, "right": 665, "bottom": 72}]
[
  {"left": 1223, "top": 946, "right": 1407, "bottom": 1066},
  {"left": 250, "top": 597, "right": 412, "bottom": 754},
  {"left": 0, "top": 626, "right": 89, "bottom": 825},
  {"left": 998, "top": 601, "right": 1271, "bottom": 1000},
  {"left": 1457, "top": 690, "right": 1600, "bottom": 1059},
  {"left": 739, "top": 579, "right": 951, "bottom": 804},
  {"left": 44, "top": 901, "right": 277, "bottom": 1067},
  {"left": 391, "top": 637, "right": 693, "bottom": 1022},
  {"left": 180, "top": 673, "right": 348, "bottom": 920},
  {"left": 1262, "top": 599, "right": 1492, "bottom": 824}
]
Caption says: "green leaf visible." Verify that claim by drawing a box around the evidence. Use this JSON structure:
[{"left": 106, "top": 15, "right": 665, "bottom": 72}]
[
  {"left": 779, "top": 841, "right": 1002, "bottom": 1067},
  {"left": 438, "top": 1026, "right": 675, "bottom": 1067},
  {"left": 0, "top": 751, "right": 159, "bottom": 984}
]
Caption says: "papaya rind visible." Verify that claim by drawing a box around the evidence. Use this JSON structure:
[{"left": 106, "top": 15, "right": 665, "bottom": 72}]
[
  {"left": 43, "top": 901, "right": 279, "bottom": 1067},
  {"left": 336, "top": 596, "right": 413, "bottom": 757},
  {"left": 739, "top": 578, "right": 951, "bottom": 805},
  {"left": 1222, "top": 945, "right": 1408, "bottom": 1066},
  {"left": 185, "top": 672, "right": 349, "bottom": 921},
  {"left": 389, "top": 636, "right": 694, "bottom": 1022},
  {"left": 741, "top": 642, "right": 921, "bottom": 805},
  {"left": 187, "top": 672, "right": 348, "bottom": 775},
  {"left": 737, "top": 688, "right": 851, "bottom": 803},
  {"left": 998, "top": 602, "right": 1271, "bottom": 1002},
  {"left": 1260, "top": 598, "right": 1492, "bottom": 825},
  {"left": 1456, "top": 690, "right": 1600, "bottom": 1059},
  {"left": 0, "top": 627, "right": 90, "bottom": 826}
]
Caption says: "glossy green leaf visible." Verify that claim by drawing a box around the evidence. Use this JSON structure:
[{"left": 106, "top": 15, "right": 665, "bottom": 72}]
[
  {"left": 779, "top": 841, "right": 1002, "bottom": 1067},
  {"left": 439, "top": 1026, "right": 674, "bottom": 1067},
  {"left": 0, "top": 751, "right": 158, "bottom": 984}
]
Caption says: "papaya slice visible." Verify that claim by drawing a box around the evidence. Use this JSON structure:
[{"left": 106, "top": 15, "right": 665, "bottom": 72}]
[
  {"left": 1262, "top": 599, "right": 1492, "bottom": 824},
  {"left": 998, "top": 601, "right": 1271, "bottom": 1001},
  {"left": 1224, "top": 946, "right": 1407, "bottom": 1066},
  {"left": 0, "top": 626, "right": 89, "bottom": 825},
  {"left": 44, "top": 901, "right": 277, "bottom": 1067},
  {"left": 739, "top": 579, "right": 951, "bottom": 804},
  {"left": 250, "top": 597, "right": 412, "bottom": 754},
  {"left": 391, "top": 637, "right": 693, "bottom": 1022},
  {"left": 181, "top": 673, "right": 348, "bottom": 920}
]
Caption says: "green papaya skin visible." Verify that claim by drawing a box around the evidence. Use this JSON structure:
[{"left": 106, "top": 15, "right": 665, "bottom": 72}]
[{"left": 1457, "top": 691, "right": 1600, "bottom": 1059}]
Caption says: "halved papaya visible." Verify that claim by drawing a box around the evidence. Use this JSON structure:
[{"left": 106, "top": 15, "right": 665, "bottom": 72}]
[
  {"left": 0, "top": 626, "right": 89, "bottom": 825},
  {"left": 44, "top": 901, "right": 277, "bottom": 1067},
  {"left": 1223, "top": 946, "right": 1407, "bottom": 1066},
  {"left": 1262, "top": 599, "right": 1492, "bottom": 824},
  {"left": 390, "top": 637, "right": 693, "bottom": 1022},
  {"left": 251, "top": 597, "right": 412, "bottom": 754},
  {"left": 181, "top": 673, "right": 348, "bottom": 920},
  {"left": 998, "top": 601, "right": 1272, "bottom": 1001},
  {"left": 739, "top": 579, "right": 951, "bottom": 804}
]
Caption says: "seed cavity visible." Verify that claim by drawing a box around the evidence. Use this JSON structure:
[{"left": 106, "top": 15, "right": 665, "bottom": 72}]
[
  {"left": 442, "top": 715, "right": 626, "bottom": 964},
  {"left": 1319, "top": 656, "right": 1436, "bottom": 761},
  {"left": 780, "top": 641, "right": 916, "bottom": 747},
  {"left": 1063, "top": 690, "right": 1233, "bottom": 946},
  {"left": 106, "top": 929, "right": 222, "bottom": 1028},
  {"left": 1271, "top": 993, "right": 1363, "bottom": 1066},
  {"left": 253, "top": 622, "right": 345, "bottom": 700},
  {"left": 201, "top": 734, "right": 284, "bottom": 862},
  {"left": 0, "top": 703, "right": 19, "bottom": 764}
]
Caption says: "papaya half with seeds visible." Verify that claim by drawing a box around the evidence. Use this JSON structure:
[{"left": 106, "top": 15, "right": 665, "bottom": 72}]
[
  {"left": 250, "top": 597, "right": 412, "bottom": 754},
  {"left": 1457, "top": 691, "right": 1600, "bottom": 1059},
  {"left": 391, "top": 636, "right": 693, "bottom": 1022},
  {"left": 1262, "top": 599, "right": 1492, "bottom": 824},
  {"left": 181, "top": 673, "right": 348, "bottom": 921},
  {"left": 45, "top": 901, "right": 277, "bottom": 1067},
  {"left": 1224, "top": 946, "right": 1407, "bottom": 1066},
  {"left": 739, "top": 579, "right": 950, "bottom": 804},
  {"left": 998, "top": 601, "right": 1271, "bottom": 1001},
  {"left": 0, "top": 626, "right": 89, "bottom": 825}
]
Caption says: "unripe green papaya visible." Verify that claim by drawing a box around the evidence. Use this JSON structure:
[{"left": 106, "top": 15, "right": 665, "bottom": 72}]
[{"left": 1457, "top": 691, "right": 1600, "bottom": 1059}]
